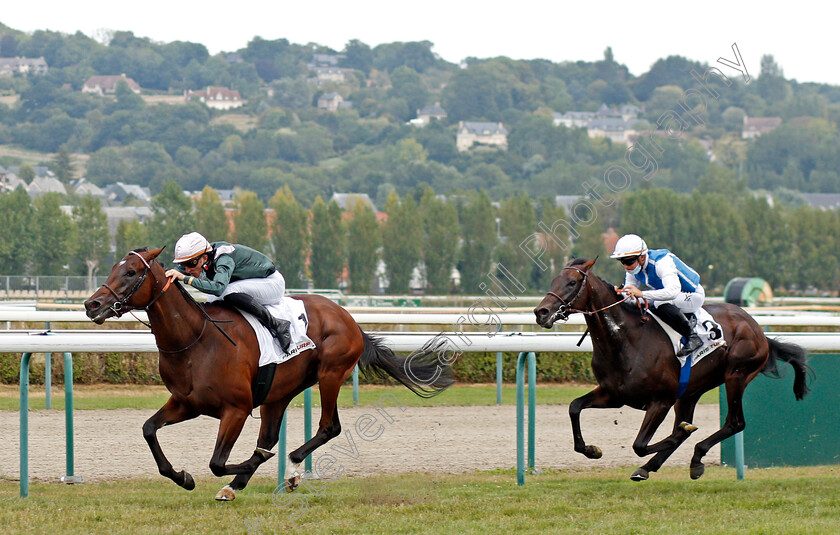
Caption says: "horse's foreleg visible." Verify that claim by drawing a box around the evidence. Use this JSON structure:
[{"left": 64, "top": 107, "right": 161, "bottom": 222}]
[
  {"left": 208, "top": 408, "right": 251, "bottom": 479},
  {"left": 633, "top": 396, "right": 700, "bottom": 480},
  {"left": 142, "top": 397, "right": 198, "bottom": 490},
  {"left": 631, "top": 400, "right": 675, "bottom": 458},
  {"left": 690, "top": 374, "right": 750, "bottom": 479},
  {"left": 569, "top": 387, "right": 620, "bottom": 459}
]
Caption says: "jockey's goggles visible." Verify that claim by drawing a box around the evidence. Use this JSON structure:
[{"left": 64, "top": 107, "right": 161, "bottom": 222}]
[
  {"left": 179, "top": 256, "right": 204, "bottom": 268},
  {"left": 618, "top": 256, "right": 640, "bottom": 266}
]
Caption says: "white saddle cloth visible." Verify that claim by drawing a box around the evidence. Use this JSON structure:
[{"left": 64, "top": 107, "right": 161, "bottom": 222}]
[
  {"left": 649, "top": 307, "right": 726, "bottom": 368},
  {"left": 238, "top": 297, "right": 316, "bottom": 367}
]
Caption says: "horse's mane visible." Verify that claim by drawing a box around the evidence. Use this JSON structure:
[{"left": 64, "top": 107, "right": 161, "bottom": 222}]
[{"left": 567, "top": 257, "right": 644, "bottom": 316}]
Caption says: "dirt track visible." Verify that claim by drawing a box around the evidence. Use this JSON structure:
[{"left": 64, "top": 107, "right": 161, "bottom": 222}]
[{"left": 1, "top": 404, "right": 720, "bottom": 483}]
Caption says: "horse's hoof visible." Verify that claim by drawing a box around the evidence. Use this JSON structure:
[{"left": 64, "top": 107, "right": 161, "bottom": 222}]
[
  {"left": 690, "top": 463, "right": 705, "bottom": 480},
  {"left": 181, "top": 471, "right": 195, "bottom": 491},
  {"left": 630, "top": 468, "right": 649, "bottom": 481},
  {"left": 679, "top": 421, "right": 698, "bottom": 433},
  {"left": 215, "top": 485, "right": 236, "bottom": 501},
  {"left": 285, "top": 474, "right": 301, "bottom": 493},
  {"left": 584, "top": 445, "right": 603, "bottom": 459}
]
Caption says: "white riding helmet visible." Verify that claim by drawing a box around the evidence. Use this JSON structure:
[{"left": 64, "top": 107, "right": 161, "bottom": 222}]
[
  {"left": 610, "top": 234, "right": 648, "bottom": 259},
  {"left": 173, "top": 232, "right": 212, "bottom": 263}
]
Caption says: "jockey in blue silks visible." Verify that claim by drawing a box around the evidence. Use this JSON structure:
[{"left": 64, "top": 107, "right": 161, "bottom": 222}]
[{"left": 611, "top": 233, "right": 704, "bottom": 357}]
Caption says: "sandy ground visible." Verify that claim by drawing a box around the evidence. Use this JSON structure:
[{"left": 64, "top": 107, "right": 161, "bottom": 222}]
[{"left": 1, "top": 404, "right": 720, "bottom": 483}]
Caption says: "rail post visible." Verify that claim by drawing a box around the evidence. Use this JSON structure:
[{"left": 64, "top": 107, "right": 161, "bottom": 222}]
[
  {"left": 20, "top": 353, "right": 31, "bottom": 497},
  {"left": 516, "top": 351, "right": 536, "bottom": 486}
]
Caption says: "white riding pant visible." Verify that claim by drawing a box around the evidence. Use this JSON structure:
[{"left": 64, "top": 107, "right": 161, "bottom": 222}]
[
  {"left": 651, "top": 284, "right": 705, "bottom": 315},
  {"left": 205, "top": 271, "right": 286, "bottom": 306}
]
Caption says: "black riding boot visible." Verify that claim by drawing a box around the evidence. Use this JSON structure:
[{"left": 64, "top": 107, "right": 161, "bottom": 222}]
[
  {"left": 224, "top": 293, "right": 292, "bottom": 353},
  {"left": 655, "top": 303, "right": 702, "bottom": 357}
]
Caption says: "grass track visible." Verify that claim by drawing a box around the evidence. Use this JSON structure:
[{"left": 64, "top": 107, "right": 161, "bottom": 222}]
[
  {"left": 0, "top": 383, "right": 720, "bottom": 411},
  {"left": 2, "top": 466, "right": 839, "bottom": 534}
]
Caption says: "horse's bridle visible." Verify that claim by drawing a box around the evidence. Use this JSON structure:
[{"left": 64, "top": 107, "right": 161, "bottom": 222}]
[
  {"left": 545, "top": 266, "right": 631, "bottom": 322},
  {"left": 99, "top": 250, "right": 236, "bottom": 353},
  {"left": 100, "top": 251, "right": 171, "bottom": 319}
]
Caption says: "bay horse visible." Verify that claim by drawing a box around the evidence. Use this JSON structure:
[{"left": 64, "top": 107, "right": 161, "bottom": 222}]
[
  {"left": 533, "top": 258, "right": 810, "bottom": 480},
  {"left": 83, "top": 247, "right": 452, "bottom": 500}
]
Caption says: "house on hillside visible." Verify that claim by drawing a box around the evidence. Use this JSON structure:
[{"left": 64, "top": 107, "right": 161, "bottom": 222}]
[
  {"left": 742, "top": 116, "right": 782, "bottom": 139},
  {"left": 330, "top": 193, "right": 377, "bottom": 212},
  {"left": 27, "top": 176, "right": 67, "bottom": 198},
  {"left": 72, "top": 178, "right": 107, "bottom": 200},
  {"left": 317, "top": 92, "right": 345, "bottom": 111},
  {"left": 0, "top": 56, "right": 48, "bottom": 76},
  {"left": 310, "top": 67, "right": 357, "bottom": 86},
  {"left": 801, "top": 193, "right": 840, "bottom": 211},
  {"left": 185, "top": 87, "right": 244, "bottom": 110},
  {"left": 587, "top": 118, "right": 639, "bottom": 145},
  {"left": 553, "top": 111, "right": 596, "bottom": 128},
  {"left": 456, "top": 121, "right": 508, "bottom": 151},
  {"left": 0, "top": 167, "right": 27, "bottom": 193},
  {"left": 82, "top": 74, "right": 141, "bottom": 95},
  {"left": 410, "top": 103, "right": 447, "bottom": 127},
  {"left": 103, "top": 182, "right": 152, "bottom": 204},
  {"left": 309, "top": 54, "right": 345, "bottom": 68}
]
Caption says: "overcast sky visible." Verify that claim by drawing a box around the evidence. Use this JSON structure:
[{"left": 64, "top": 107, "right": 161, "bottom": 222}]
[{"left": 2, "top": 1, "right": 836, "bottom": 85}]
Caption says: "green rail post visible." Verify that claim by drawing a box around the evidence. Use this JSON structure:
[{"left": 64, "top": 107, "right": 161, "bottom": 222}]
[
  {"left": 278, "top": 413, "right": 287, "bottom": 485},
  {"left": 516, "top": 351, "right": 536, "bottom": 486},
  {"left": 352, "top": 365, "right": 359, "bottom": 405},
  {"left": 44, "top": 322, "right": 51, "bottom": 410},
  {"left": 496, "top": 352, "right": 503, "bottom": 405},
  {"left": 496, "top": 323, "right": 503, "bottom": 405},
  {"left": 64, "top": 352, "right": 74, "bottom": 479},
  {"left": 304, "top": 387, "right": 312, "bottom": 473},
  {"left": 20, "top": 353, "right": 31, "bottom": 498},
  {"left": 44, "top": 353, "right": 52, "bottom": 409}
]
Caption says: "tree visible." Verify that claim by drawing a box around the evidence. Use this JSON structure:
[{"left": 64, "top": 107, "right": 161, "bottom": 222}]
[
  {"left": 115, "top": 219, "right": 149, "bottom": 257},
  {"left": 342, "top": 39, "right": 373, "bottom": 73},
  {"left": 193, "top": 186, "right": 229, "bottom": 242},
  {"left": 382, "top": 191, "right": 422, "bottom": 294},
  {"left": 346, "top": 198, "right": 380, "bottom": 293},
  {"left": 51, "top": 144, "right": 75, "bottom": 183},
  {"left": 389, "top": 66, "right": 430, "bottom": 116},
  {"left": 33, "top": 193, "right": 77, "bottom": 275},
  {"left": 18, "top": 164, "right": 35, "bottom": 184},
  {"left": 73, "top": 195, "right": 110, "bottom": 287},
  {"left": 496, "top": 194, "right": 537, "bottom": 289},
  {"left": 269, "top": 186, "right": 309, "bottom": 288},
  {"left": 458, "top": 191, "right": 497, "bottom": 293},
  {"left": 420, "top": 188, "right": 458, "bottom": 293},
  {"left": 147, "top": 180, "right": 192, "bottom": 258},
  {"left": 0, "top": 188, "right": 36, "bottom": 274},
  {"left": 232, "top": 190, "right": 267, "bottom": 252},
  {"left": 309, "top": 197, "right": 345, "bottom": 288}
]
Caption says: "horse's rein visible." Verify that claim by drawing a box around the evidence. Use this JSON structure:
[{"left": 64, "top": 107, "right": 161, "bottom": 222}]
[{"left": 547, "top": 266, "right": 633, "bottom": 318}]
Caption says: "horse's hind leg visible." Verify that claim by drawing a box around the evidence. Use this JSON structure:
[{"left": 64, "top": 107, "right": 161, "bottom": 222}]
[
  {"left": 286, "top": 371, "right": 346, "bottom": 487},
  {"left": 632, "top": 396, "right": 701, "bottom": 481},
  {"left": 570, "top": 386, "right": 621, "bottom": 459},
  {"left": 690, "top": 374, "right": 751, "bottom": 479},
  {"left": 142, "top": 397, "right": 198, "bottom": 490},
  {"left": 217, "top": 401, "right": 290, "bottom": 501}
]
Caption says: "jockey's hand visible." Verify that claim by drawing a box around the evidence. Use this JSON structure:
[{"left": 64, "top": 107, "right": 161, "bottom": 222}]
[
  {"left": 164, "top": 269, "right": 185, "bottom": 282},
  {"left": 618, "top": 286, "right": 643, "bottom": 298}
]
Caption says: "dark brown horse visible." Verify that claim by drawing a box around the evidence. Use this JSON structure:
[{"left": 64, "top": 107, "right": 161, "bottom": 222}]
[
  {"left": 84, "top": 248, "right": 452, "bottom": 500},
  {"left": 534, "top": 258, "right": 810, "bottom": 480}
]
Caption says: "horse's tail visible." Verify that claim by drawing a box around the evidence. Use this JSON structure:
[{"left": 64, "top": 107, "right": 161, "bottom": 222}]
[
  {"left": 763, "top": 337, "right": 812, "bottom": 400},
  {"left": 358, "top": 330, "right": 454, "bottom": 398}
]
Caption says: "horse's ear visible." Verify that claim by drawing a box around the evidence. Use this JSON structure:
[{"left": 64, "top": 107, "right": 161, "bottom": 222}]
[
  {"left": 582, "top": 256, "right": 598, "bottom": 271},
  {"left": 148, "top": 246, "right": 165, "bottom": 261}
]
